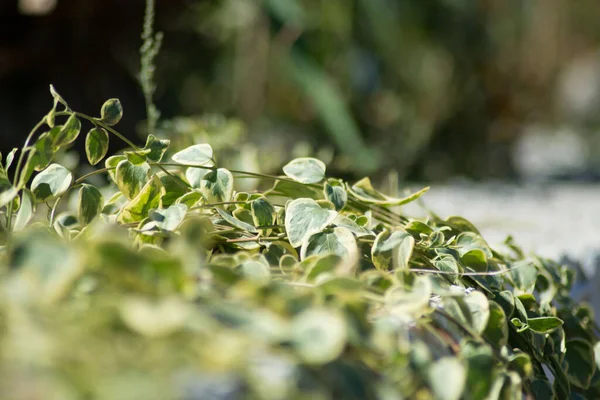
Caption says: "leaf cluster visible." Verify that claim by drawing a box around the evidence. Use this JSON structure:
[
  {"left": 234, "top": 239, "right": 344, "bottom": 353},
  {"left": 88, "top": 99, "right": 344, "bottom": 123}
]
[{"left": 0, "top": 89, "right": 598, "bottom": 399}]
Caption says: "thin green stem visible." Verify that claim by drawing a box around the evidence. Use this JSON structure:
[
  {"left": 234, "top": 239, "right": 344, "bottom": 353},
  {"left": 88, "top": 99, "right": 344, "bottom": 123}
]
[{"left": 75, "top": 167, "right": 115, "bottom": 185}]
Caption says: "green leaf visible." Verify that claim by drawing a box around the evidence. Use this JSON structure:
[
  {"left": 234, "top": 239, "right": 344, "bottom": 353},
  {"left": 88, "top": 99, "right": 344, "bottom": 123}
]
[
  {"left": 526, "top": 316, "right": 563, "bottom": 334},
  {"left": 148, "top": 204, "right": 188, "bottom": 231},
  {"left": 427, "top": 357, "right": 466, "bottom": 400},
  {"left": 216, "top": 208, "right": 258, "bottom": 233},
  {"left": 159, "top": 174, "right": 189, "bottom": 208},
  {"left": 171, "top": 144, "right": 213, "bottom": 166},
  {"left": 508, "top": 351, "right": 532, "bottom": 378},
  {"left": 434, "top": 255, "right": 460, "bottom": 282},
  {"left": 118, "top": 176, "right": 162, "bottom": 224},
  {"left": 269, "top": 179, "right": 323, "bottom": 199},
  {"left": 115, "top": 160, "right": 150, "bottom": 200},
  {"left": 185, "top": 167, "right": 210, "bottom": 189},
  {"left": 251, "top": 197, "right": 276, "bottom": 236},
  {"left": 124, "top": 149, "right": 152, "bottom": 165},
  {"left": 510, "top": 260, "right": 538, "bottom": 292},
  {"left": 324, "top": 179, "right": 347, "bottom": 211},
  {"left": 105, "top": 155, "right": 125, "bottom": 182},
  {"left": 53, "top": 114, "right": 81, "bottom": 148},
  {"left": 332, "top": 214, "right": 371, "bottom": 237},
  {"left": 85, "top": 127, "right": 109, "bottom": 165},
  {"left": 531, "top": 379, "right": 554, "bottom": 399},
  {"left": 371, "top": 229, "right": 414, "bottom": 271},
  {"left": 510, "top": 318, "right": 529, "bottom": 333},
  {"left": 460, "top": 249, "right": 488, "bottom": 272},
  {"left": 348, "top": 177, "right": 429, "bottom": 206},
  {"left": 100, "top": 98, "right": 123, "bottom": 126},
  {"left": 483, "top": 301, "right": 509, "bottom": 347},
  {"left": 78, "top": 184, "right": 104, "bottom": 225},
  {"left": 292, "top": 308, "right": 347, "bottom": 365},
  {"left": 282, "top": 157, "right": 326, "bottom": 184},
  {"left": 455, "top": 232, "right": 493, "bottom": 258},
  {"left": 564, "top": 339, "right": 596, "bottom": 389},
  {"left": 284, "top": 198, "right": 337, "bottom": 247},
  {"left": 463, "top": 291, "right": 490, "bottom": 334},
  {"left": 385, "top": 276, "right": 432, "bottom": 315},
  {"left": 14, "top": 189, "right": 35, "bottom": 231},
  {"left": 198, "top": 168, "right": 233, "bottom": 205},
  {"left": 143, "top": 134, "right": 170, "bottom": 162},
  {"left": 461, "top": 343, "right": 495, "bottom": 400},
  {"left": 0, "top": 185, "right": 19, "bottom": 208},
  {"left": 31, "top": 163, "right": 73, "bottom": 202},
  {"left": 5, "top": 148, "right": 17, "bottom": 171},
  {"left": 495, "top": 290, "right": 515, "bottom": 319},
  {"left": 31, "top": 130, "right": 56, "bottom": 171},
  {"left": 239, "top": 260, "right": 271, "bottom": 284},
  {"left": 300, "top": 227, "right": 357, "bottom": 260}
]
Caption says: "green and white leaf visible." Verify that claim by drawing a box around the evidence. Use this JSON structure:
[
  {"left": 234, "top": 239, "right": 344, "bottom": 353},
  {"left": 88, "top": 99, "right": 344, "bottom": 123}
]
[
  {"left": 14, "top": 189, "right": 35, "bottom": 231},
  {"left": 100, "top": 98, "right": 123, "bottom": 126},
  {"left": 171, "top": 144, "right": 213, "bottom": 166},
  {"left": 85, "top": 127, "right": 109, "bottom": 165},
  {"left": 199, "top": 168, "right": 233, "bottom": 204},
  {"left": 251, "top": 197, "right": 276, "bottom": 236},
  {"left": 283, "top": 157, "right": 326, "bottom": 184},
  {"left": 300, "top": 227, "right": 357, "bottom": 260},
  {"left": 284, "top": 198, "right": 337, "bottom": 247},
  {"left": 115, "top": 160, "right": 150, "bottom": 200},
  {"left": 78, "top": 184, "right": 104, "bottom": 225},
  {"left": 31, "top": 163, "right": 73, "bottom": 202},
  {"left": 349, "top": 177, "right": 429, "bottom": 206}
]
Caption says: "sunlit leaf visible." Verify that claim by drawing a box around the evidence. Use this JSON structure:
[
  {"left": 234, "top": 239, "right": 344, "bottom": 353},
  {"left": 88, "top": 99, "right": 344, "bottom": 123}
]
[
  {"left": 300, "top": 227, "right": 357, "bottom": 261},
  {"left": 349, "top": 177, "right": 429, "bottom": 206},
  {"left": 284, "top": 198, "right": 337, "bottom": 247},
  {"left": 171, "top": 144, "right": 213, "bottom": 166},
  {"left": 85, "top": 127, "right": 109, "bottom": 166},
  {"left": 115, "top": 160, "right": 150, "bottom": 200},
  {"left": 199, "top": 168, "right": 233, "bottom": 204},
  {"left": 283, "top": 157, "right": 326, "bottom": 184},
  {"left": 14, "top": 189, "right": 35, "bottom": 231},
  {"left": 31, "top": 163, "right": 73, "bottom": 202}
]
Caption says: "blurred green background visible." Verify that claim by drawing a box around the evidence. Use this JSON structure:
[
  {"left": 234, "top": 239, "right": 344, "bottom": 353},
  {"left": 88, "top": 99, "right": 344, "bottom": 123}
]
[{"left": 2, "top": 0, "right": 600, "bottom": 181}]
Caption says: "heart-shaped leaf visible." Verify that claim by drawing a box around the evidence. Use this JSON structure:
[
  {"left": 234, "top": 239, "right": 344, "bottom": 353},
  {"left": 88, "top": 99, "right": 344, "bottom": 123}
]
[
  {"left": 31, "top": 163, "right": 73, "bottom": 202},
  {"left": 199, "top": 168, "right": 233, "bottom": 204},
  {"left": 283, "top": 157, "right": 326, "bottom": 184},
  {"left": 115, "top": 160, "right": 150, "bottom": 200},
  {"left": 143, "top": 134, "right": 170, "bottom": 162},
  {"left": 171, "top": 144, "right": 213, "bottom": 166},
  {"left": 300, "top": 227, "right": 357, "bottom": 260},
  {"left": 284, "top": 198, "right": 337, "bottom": 247},
  {"left": 371, "top": 229, "right": 414, "bottom": 271},
  {"left": 118, "top": 176, "right": 162, "bottom": 224}
]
